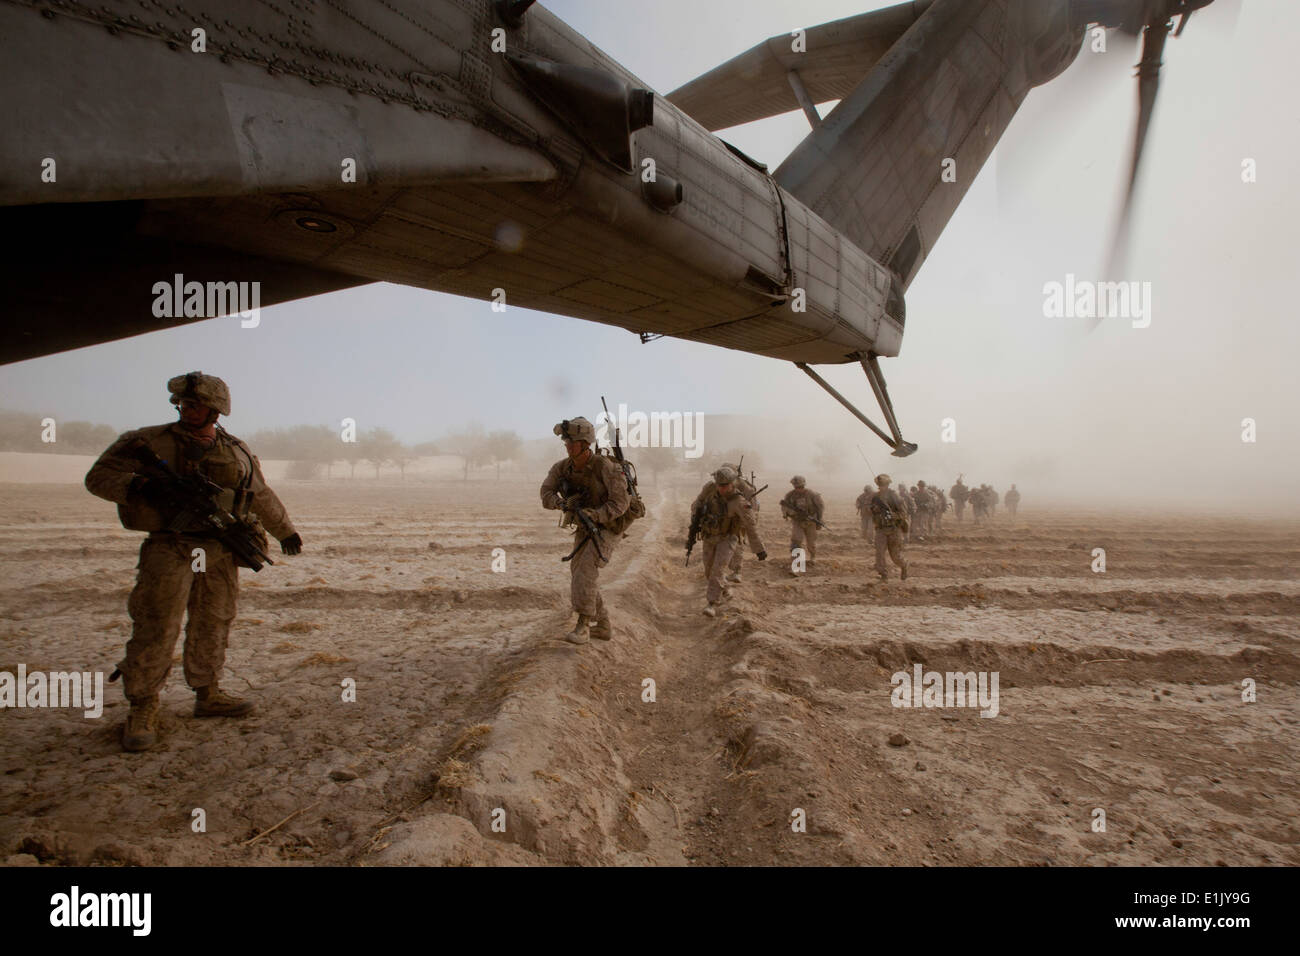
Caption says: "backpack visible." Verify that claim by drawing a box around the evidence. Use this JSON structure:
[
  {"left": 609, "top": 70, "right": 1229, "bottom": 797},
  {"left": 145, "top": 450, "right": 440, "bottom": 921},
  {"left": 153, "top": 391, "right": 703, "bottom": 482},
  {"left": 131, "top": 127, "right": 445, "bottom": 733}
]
[
  {"left": 872, "top": 495, "right": 899, "bottom": 531},
  {"left": 601, "top": 451, "right": 645, "bottom": 535}
]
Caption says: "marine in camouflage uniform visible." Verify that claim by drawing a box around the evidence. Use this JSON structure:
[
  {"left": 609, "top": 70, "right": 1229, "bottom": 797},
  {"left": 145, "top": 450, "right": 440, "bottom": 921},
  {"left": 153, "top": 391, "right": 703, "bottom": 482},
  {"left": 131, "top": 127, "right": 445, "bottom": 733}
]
[
  {"left": 950, "top": 477, "right": 970, "bottom": 523},
  {"left": 85, "top": 372, "right": 301, "bottom": 752},
  {"left": 933, "top": 485, "right": 948, "bottom": 533},
  {"left": 779, "top": 476, "right": 824, "bottom": 563},
  {"left": 691, "top": 467, "right": 767, "bottom": 617},
  {"left": 1005, "top": 484, "right": 1021, "bottom": 516},
  {"left": 914, "top": 481, "right": 934, "bottom": 538},
  {"left": 898, "top": 484, "right": 917, "bottom": 542},
  {"left": 539, "top": 417, "right": 631, "bottom": 645},
  {"left": 869, "top": 474, "right": 909, "bottom": 581},
  {"left": 855, "top": 485, "right": 875, "bottom": 543},
  {"left": 703, "top": 461, "right": 758, "bottom": 584}
]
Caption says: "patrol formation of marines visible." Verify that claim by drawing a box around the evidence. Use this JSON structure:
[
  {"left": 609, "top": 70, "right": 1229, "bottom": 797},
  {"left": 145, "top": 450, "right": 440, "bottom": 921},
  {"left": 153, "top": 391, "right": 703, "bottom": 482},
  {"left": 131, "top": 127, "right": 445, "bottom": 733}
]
[{"left": 85, "top": 375, "right": 1025, "bottom": 749}]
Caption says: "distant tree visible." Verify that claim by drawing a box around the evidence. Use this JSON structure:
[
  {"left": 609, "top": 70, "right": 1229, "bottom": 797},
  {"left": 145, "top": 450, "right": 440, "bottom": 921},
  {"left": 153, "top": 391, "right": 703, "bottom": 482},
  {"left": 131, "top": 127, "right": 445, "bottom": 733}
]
[
  {"left": 393, "top": 445, "right": 419, "bottom": 479},
  {"left": 637, "top": 445, "right": 682, "bottom": 484},
  {"left": 57, "top": 420, "right": 118, "bottom": 454},
  {"left": 0, "top": 411, "right": 128, "bottom": 454},
  {"left": 250, "top": 424, "right": 340, "bottom": 478},
  {"left": 342, "top": 435, "right": 365, "bottom": 479},
  {"left": 303, "top": 425, "right": 340, "bottom": 478},
  {"left": 443, "top": 424, "right": 491, "bottom": 480},
  {"left": 813, "top": 438, "right": 846, "bottom": 475},
  {"left": 360, "top": 427, "right": 403, "bottom": 478},
  {"left": 486, "top": 430, "right": 523, "bottom": 479},
  {"left": 410, "top": 441, "right": 440, "bottom": 457},
  {"left": 286, "top": 459, "right": 321, "bottom": 480},
  {"left": 0, "top": 411, "right": 36, "bottom": 452}
]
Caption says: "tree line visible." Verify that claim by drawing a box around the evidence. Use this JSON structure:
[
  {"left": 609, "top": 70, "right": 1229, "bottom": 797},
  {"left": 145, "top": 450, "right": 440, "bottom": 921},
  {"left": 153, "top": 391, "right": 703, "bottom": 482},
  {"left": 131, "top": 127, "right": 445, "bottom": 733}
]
[
  {"left": 0, "top": 410, "right": 118, "bottom": 454},
  {"left": 0, "top": 408, "right": 780, "bottom": 484},
  {"left": 245, "top": 424, "right": 526, "bottom": 480}
]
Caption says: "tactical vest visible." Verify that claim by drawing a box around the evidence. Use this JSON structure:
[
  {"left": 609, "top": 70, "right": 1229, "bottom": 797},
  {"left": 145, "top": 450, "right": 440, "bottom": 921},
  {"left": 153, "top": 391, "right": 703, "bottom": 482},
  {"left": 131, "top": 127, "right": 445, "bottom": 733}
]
[
  {"left": 698, "top": 489, "right": 742, "bottom": 538},
  {"left": 113, "top": 425, "right": 256, "bottom": 533},
  {"left": 871, "top": 493, "right": 902, "bottom": 531},
  {"left": 558, "top": 454, "right": 642, "bottom": 534},
  {"left": 784, "top": 488, "right": 819, "bottom": 521}
]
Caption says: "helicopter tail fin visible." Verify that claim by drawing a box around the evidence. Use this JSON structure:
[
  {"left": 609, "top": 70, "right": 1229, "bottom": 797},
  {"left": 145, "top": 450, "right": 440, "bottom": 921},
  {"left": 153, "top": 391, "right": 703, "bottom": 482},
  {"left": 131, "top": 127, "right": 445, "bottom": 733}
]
[
  {"left": 666, "top": 4, "right": 925, "bottom": 133},
  {"left": 773, "top": 0, "right": 1082, "bottom": 291}
]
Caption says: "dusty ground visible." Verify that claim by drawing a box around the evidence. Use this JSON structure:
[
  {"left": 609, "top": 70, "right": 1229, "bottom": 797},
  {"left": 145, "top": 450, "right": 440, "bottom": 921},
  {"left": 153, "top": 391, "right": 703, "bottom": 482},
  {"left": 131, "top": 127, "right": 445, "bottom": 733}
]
[{"left": 1, "top": 476, "right": 1296, "bottom": 866}]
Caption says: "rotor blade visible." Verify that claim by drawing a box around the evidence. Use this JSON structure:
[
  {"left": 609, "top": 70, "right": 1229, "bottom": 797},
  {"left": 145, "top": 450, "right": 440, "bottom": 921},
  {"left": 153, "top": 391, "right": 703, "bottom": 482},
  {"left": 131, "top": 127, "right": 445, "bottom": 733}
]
[
  {"left": 996, "top": 27, "right": 1136, "bottom": 212},
  {"left": 1104, "top": 18, "right": 1170, "bottom": 280}
]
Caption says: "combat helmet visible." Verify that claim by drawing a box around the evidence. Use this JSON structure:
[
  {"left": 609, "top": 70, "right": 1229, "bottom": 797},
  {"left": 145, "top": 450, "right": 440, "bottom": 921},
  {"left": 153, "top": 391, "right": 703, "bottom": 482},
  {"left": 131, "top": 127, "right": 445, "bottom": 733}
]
[
  {"left": 168, "top": 371, "right": 231, "bottom": 416},
  {"left": 790, "top": 475, "right": 806, "bottom": 487},
  {"left": 875, "top": 474, "right": 892, "bottom": 487},
  {"left": 714, "top": 466, "right": 738, "bottom": 485},
  {"left": 554, "top": 417, "right": 596, "bottom": 444}
]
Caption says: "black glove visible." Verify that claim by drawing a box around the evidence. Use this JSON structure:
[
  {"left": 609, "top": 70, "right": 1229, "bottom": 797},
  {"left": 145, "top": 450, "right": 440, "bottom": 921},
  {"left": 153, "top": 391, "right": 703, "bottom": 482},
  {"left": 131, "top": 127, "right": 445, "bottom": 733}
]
[
  {"left": 756, "top": 550, "right": 768, "bottom": 561},
  {"left": 128, "top": 475, "right": 168, "bottom": 505},
  {"left": 280, "top": 533, "right": 303, "bottom": 555}
]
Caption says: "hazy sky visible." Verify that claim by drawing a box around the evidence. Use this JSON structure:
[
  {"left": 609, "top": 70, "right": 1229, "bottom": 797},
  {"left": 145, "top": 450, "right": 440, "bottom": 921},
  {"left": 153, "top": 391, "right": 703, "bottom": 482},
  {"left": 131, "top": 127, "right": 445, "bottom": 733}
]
[{"left": 1, "top": 0, "right": 1296, "bottom": 505}]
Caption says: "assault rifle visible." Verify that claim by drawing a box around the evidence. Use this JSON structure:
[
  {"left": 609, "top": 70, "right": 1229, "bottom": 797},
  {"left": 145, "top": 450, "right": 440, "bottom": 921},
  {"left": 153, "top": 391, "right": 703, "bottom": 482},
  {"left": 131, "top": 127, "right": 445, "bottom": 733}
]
[
  {"left": 786, "top": 503, "right": 828, "bottom": 531},
  {"left": 127, "top": 440, "right": 274, "bottom": 571},
  {"left": 600, "top": 395, "right": 639, "bottom": 499},
  {"left": 684, "top": 504, "right": 703, "bottom": 566},
  {"left": 556, "top": 475, "right": 605, "bottom": 563}
]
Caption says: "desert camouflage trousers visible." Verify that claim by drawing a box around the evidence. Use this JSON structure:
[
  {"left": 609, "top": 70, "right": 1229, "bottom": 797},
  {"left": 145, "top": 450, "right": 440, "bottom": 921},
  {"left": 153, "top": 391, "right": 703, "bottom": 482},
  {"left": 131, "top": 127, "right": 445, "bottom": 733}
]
[
  {"left": 702, "top": 534, "right": 738, "bottom": 604},
  {"left": 874, "top": 530, "right": 908, "bottom": 577},
  {"left": 569, "top": 527, "right": 617, "bottom": 620},
  {"left": 859, "top": 513, "right": 874, "bottom": 542},
  {"left": 121, "top": 534, "right": 239, "bottom": 701},
  {"left": 789, "top": 520, "right": 818, "bottom": 561},
  {"left": 728, "top": 534, "right": 745, "bottom": 573}
]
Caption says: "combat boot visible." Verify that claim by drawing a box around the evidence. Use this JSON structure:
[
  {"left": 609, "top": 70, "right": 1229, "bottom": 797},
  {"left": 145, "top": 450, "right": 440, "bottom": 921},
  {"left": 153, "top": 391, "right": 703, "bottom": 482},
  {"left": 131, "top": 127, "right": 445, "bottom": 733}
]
[
  {"left": 193, "top": 683, "right": 255, "bottom": 718},
  {"left": 565, "top": 614, "right": 591, "bottom": 645},
  {"left": 589, "top": 614, "right": 613, "bottom": 641},
  {"left": 725, "top": 571, "right": 742, "bottom": 584},
  {"left": 122, "top": 696, "right": 160, "bottom": 752},
  {"left": 900, "top": 565, "right": 909, "bottom": 581},
  {"left": 703, "top": 602, "right": 718, "bottom": 618}
]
